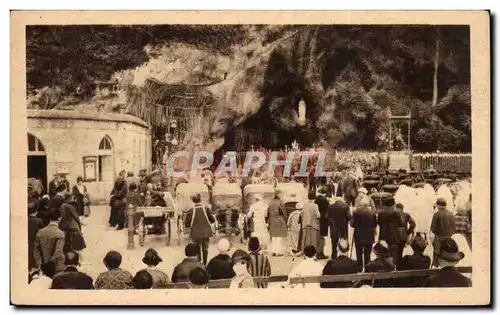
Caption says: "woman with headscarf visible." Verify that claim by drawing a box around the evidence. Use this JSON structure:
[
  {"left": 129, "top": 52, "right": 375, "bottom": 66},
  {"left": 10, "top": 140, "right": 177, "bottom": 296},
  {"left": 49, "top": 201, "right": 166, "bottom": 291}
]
[
  {"left": 72, "top": 176, "right": 89, "bottom": 217},
  {"left": 247, "top": 194, "right": 270, "bottom": 250}
]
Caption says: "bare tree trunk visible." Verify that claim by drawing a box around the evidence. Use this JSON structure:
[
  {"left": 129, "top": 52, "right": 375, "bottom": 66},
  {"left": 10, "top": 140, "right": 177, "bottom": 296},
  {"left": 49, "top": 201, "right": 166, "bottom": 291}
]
[{"left": 432, "top": 32, "right": 440, "bottom": 107}]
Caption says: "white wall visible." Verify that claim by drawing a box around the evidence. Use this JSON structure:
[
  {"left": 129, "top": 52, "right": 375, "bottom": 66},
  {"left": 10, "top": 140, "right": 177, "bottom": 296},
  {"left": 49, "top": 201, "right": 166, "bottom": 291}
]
[{"left": 27, "top": 110, "right": 151, "bottom": 202}]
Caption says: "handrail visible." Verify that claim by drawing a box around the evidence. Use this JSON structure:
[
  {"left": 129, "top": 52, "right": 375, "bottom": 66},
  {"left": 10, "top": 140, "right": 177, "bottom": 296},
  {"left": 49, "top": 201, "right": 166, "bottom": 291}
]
[{"left": 157, "top": 267, "right": 471, "bottom": 289}]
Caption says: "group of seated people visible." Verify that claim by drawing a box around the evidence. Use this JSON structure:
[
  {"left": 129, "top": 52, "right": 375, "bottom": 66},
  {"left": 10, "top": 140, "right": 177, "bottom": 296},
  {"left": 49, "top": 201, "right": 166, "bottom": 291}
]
[{"left": 30, "top": 233, "right": 470, "bottom": 290}]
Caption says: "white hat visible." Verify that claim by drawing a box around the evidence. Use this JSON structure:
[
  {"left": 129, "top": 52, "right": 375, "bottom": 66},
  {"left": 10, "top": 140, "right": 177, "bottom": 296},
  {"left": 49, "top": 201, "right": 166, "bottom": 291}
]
[
  {"left": 296, "top": 202, "right": 304, "bottom": 210},
  {"left": 217, "top": 238, "right": 231, "bottom": 254}
]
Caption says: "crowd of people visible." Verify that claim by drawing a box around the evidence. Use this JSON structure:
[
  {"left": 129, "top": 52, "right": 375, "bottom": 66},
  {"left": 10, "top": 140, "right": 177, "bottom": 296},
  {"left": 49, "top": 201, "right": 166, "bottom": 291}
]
[{"left": 27, "top": 157, "right": 473, "bottom": 289}]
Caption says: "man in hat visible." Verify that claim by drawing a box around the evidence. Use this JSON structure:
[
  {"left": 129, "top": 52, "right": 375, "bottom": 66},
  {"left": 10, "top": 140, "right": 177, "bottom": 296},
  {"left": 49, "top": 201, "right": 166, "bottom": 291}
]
[
  {"left": 315, "top": 188, "right": 330, "bottom": 259},
  {"left": 340, "top": 171, "right": 359, "bottom": 206},
  {"left": 327, "top": 198, "right": 351, "bottom": 260},
  {"left": 172, "top": 243, "right": 207, "bottom": 283},
  {"left": 126, "top": 171, "right": 136, "bottom": 190},
  {"left": 424, "top": 238, "right": 471, "bottom": 287},
  {"left": 207, "top": 238, "right": 235, "bottom": 281},
  {"left": 138, "top": 248, "right": 170, "bottom": 288},
  {"left": 365, "top": 240, "right": 396, "bottom": 288},
  {"left": 430, "top": 198, "right": 456, "bottom": 267},
  {"left": 188, "top": 267, "right": 210, "bottom": 289},
  {"left": 51, "top": 250, "right": 94, "bottom": 289},
  {"left": 351, "top": 196, "right": 377, "bottom": 271},
  {"left": 247, "top": 237, "right": 272, "bottom": 288},
  {"left": 230, "top": 249, "right": 254, "bottom": 289},
  {"left": 398, "top": 233, "right": 431, "bottom": 287},
  {"left": 321, "top": 239, "right": 358, "bottom": 288},
  {"left": 94, "top": 251, "right": 134, "bottom": 289},
  {"left": 185, "top": 194, "right": 215, "bottom": 265}
]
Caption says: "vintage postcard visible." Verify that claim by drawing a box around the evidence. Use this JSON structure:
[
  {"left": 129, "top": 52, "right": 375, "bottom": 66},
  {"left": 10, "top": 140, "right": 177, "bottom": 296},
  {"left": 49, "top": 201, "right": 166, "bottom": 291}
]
[{"left": 11, "top": 10, "right": 490, "bottom": 305}]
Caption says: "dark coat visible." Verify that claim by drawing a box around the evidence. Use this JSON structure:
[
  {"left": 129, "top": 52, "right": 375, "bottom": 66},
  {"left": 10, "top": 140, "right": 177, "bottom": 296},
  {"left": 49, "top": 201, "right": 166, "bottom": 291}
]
[
  {"left": 59, "top": 202, "right": 86, "bottom": 251},
  {"left": 72, "top": 184, "right": 87, "bottom": 216},
  {"left": 423, "top": 266, "right": 472, "bottom": 287},
  {"left": 185, "top": 204, "right": 215, "bottom": 240},
  {"left": 171, "top": 257, "right": 207, "bottom": 283},
  {"left": 51, "top": 266, "right": 94, "bottom": 289},
  {"left": 430, "top": 209, "right": 456, "bottom": 237},
  {"left": 351, "top": 207, "right": 377, "bottom": 244},
  {"left": 365, "top": 258, "right": 396, "bottom": 288},
  {"left": 377, "top": 209, "right": 404, "bottom": 245},
  {"left": 267, "top": 198, "right": 288, "bottom": 238},
  {"left": 327, "top": 201, "right": 351, "bottom": 239},
  {"left": 48, "top": 179, "right": 59, "bottom": 198},
  {"left": 315, "top": 195, "right": 330, "bottom": 237},
  {"left": 340, "top": 177, "right": 359, "bottom": 200},
  {"left": 320, "top": 256, "right": 359, "bottom": 288},
  {"left": 33, "top": 222, "right": 66, "bottom": 273},
  {"left": 398, "top": 254, "right": 432, "bottom": 287},
  {"left": 206, "top": 254, "right": 235, "bottom": 280},
  {"left": 398, "top": 212, "right": 416, "bottom": 243},
  {"left": 50, "top": 194, "right": 65, "bottom": 211},
  {"left": 28, "top": 216, "right": 44, "bottom": 270}
]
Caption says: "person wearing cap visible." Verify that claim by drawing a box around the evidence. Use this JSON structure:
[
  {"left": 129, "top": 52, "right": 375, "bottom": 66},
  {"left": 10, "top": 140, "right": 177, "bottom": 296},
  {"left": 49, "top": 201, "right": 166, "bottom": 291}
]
[
  {"left": 365, "top": 241, "right": 396, "bottom": 288},
  {"left": 172, "top": 243, "right": 207, "bottom": 283},
  {"left": 207, "top": 238, "right": 235, "bottom": 280},
  {"left": 351, "top": 196, "right": 377, "bottom": 271},
  {"left": 430, "top": 198, "right": 456, "bottom": 267},
  {"left": 423, "top": 238, "right": 471, "bottom": 287},
  {"left": 287, "top": 245, "right": 323, "bottom": 289},
  {"left": 315, "top": 188, "right": 330, "bottom": 259},
  {"left": 138, "top": 248, "right": 170, "bottom": 288},
  {"left": 321, "top": 238, "right": 358, "bottom": 288},
  {"left": 377, "top": 198, "right": 403, "bottom": 267},
  {"left": 94, "top": 251, "right": 134, "bottom": 289},
  {"left": 398, "top": 233, "right": 431, "bottom": 287},
  {"left": 247, "top": 194, "right": 270, "bottom": 249},
  {"left": 230, "top": 249, "right": 254, "bottom": 289},
  {"left": 287, "top": 202, "right": 303, "bottom": 254},
  {"left": 51, "top": 250, "right": 94, "bottom": 289},
  {"left": 267, "top": 190, "right": 288, "bottom": 256},
  {"left": 188, "top": 267, "right": 210, "bottom": 289},
  {"left": 50, "top": 184, "right": 68, "bottom": 212},
  {"left": 327, "top": 198, "right": 351, "bottom": 260},
  {"left": 395, "top": 202, "right": 416, "bottom": 269},
  {"left": 300, "top": 191, "right": 322, "bottom": 255},
  {"left": 185, "top": 194, "right": 215, "bottom": 265},
  {"left": 247, "top": 237, "right": 272, "bottom": 288}
]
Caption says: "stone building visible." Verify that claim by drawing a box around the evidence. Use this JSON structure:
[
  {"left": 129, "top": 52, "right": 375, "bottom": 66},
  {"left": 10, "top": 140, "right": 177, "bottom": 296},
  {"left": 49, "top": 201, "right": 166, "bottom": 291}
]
[{"left": 27, "top": 109, "right": 151, "bottom": 202}]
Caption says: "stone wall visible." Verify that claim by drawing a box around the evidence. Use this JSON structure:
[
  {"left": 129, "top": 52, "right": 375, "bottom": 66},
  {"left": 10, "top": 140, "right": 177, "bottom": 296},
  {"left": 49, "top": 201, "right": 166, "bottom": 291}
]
[{"left": 27, "top": 110, "right": 151, "bottom": 202}]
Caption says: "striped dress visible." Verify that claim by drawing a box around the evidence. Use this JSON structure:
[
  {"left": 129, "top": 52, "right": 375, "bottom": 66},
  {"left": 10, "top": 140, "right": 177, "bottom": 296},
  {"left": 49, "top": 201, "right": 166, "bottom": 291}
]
[{"left": 248, "top": 252, "right": 272, "bottom": 288}]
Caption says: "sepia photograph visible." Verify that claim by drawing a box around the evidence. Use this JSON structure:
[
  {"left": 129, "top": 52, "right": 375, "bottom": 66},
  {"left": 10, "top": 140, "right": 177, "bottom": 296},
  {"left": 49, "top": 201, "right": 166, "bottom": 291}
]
[{"left": 10, "top": 10, "right": 490, "bottom": 305}]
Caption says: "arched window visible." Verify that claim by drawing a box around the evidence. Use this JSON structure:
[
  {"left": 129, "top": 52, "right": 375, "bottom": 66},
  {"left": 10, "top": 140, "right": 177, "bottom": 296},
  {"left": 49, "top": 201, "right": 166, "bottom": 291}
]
[
  {"left": 27, "top": 133, "right": 45, "bottom": 154},
  {"left": 99, "top": 136, "right": 113, "bottom": 150},
  {"left": 97, "top": 136, "right": 114, "bottom": 182}
]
